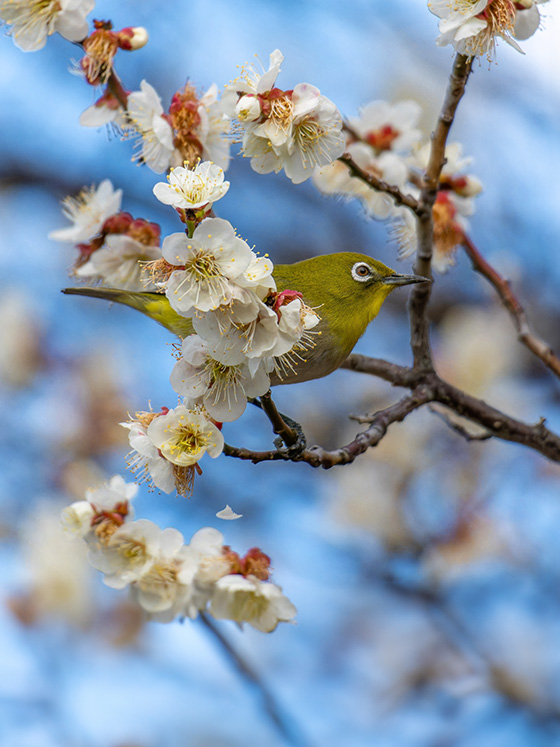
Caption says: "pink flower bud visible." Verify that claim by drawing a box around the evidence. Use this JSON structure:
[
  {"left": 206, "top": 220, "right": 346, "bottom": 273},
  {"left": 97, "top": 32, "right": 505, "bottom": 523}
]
[{"left": 117, "top": 26, "right": 149, "bottom": 51}]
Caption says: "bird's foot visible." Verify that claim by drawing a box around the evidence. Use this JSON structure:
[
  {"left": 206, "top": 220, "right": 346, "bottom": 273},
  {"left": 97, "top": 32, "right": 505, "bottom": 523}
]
[{"left": 273, "top": 413, "right": 307, "bottom": 458}]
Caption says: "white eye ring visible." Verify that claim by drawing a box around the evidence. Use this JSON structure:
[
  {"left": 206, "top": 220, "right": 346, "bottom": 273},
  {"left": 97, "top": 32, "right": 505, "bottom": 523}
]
[{"left": 351, "top": 262, "right": 373, "bottom": 282}]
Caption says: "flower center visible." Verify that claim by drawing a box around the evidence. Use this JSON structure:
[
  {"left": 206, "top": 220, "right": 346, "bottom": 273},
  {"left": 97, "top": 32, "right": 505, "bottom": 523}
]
[
  {"left": 184, "top": 252, "right": 222, "bottom": 280},
  {"left": 166, "top": 423, "right": 208, "bottom": 459},
  {"left": 270, "top": 95, "right": 294, "bottom": 131},
  {"left": 230, "top": 590, "right": 269, "bottom": 622},
  {"left": 365, "top": 125, "right": 400, "bottom": 152},
  {"left": 113, "top": 536, "right": 147, "bottom": 565},
  {"left": 139, "top": 561, "right": 178, "bottom": 588},
  {"left": 476, "top": 0, "right": 516, "bottom": 34},
  {"left": 2, "top": 0, "right": 61, "bottom": 38}
]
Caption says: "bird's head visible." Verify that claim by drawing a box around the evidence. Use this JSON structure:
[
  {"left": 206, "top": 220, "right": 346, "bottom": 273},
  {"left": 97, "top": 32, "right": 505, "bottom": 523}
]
[{"left": 275, "top": 251, "right": 429, "bottom": 359}]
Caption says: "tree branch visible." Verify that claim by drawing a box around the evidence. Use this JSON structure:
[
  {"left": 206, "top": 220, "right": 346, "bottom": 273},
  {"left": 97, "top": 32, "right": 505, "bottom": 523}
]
[
  {"left": 338, "top": 154, "right": 420, "bottom": 213},
  {"left": 409, "top": 53, "right": 474, "bottom": 371},
  {"left": 462, "top": 234, "right": 560, "bottom": 379},
  {"left": 225, "top": 388, "right": 433, "bottom": 468}
]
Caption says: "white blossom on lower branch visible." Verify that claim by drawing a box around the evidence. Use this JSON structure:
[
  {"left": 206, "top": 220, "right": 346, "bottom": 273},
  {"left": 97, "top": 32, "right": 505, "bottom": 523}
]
[
  {"left": 210, "top": 574, "right": 297, "bottom": 633},
  {"left": 61, "top": 498, "right": 297, "bottom": 632}
]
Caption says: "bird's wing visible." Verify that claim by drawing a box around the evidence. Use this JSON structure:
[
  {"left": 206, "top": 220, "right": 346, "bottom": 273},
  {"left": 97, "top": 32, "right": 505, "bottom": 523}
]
[{"left": 62, "top": 287, "right": 194, "bottom": 338}]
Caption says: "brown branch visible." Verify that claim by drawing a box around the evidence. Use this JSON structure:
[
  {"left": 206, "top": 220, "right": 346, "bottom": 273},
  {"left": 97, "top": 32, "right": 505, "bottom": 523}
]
[
  {"left": 342, "top": 354, "right": 419, "bottom": 388},
  {"left": 428, "top": 404, "right": 493, "bottom": 442},
  {"left": 409, "top": 53, "right": 474, "bottom": 371},
  {"left": 338, "top": 154, "right": 420, "bottom": 213},
  {"left": 462, "top": 234, "right": 560, "bottom": 379},
  {"left": 225, "top": 388, "right": 433, "bottom": 468},
  {"left": 432, "top": 377, "right": 560, "bottom": 462}
]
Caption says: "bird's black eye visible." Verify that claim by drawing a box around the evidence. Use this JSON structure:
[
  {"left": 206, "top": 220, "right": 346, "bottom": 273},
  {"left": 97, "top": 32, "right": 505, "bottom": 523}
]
[{"left": 351, "top": 262, "right": 373, "bottom": 282}]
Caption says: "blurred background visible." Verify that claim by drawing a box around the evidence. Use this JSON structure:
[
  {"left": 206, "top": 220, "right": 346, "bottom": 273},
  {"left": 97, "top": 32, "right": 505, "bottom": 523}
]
[{"left": 1, "top": 1, "right": 560, "bottom": 745}]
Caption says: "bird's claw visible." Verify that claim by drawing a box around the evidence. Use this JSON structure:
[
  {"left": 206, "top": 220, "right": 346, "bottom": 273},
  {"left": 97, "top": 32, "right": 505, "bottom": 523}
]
[{"left": 273, "top": 414, "right": 307, "bottom": 458}]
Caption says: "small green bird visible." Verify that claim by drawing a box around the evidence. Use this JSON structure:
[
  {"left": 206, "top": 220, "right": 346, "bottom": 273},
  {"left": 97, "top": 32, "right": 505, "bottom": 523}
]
[{"left": 63, "top": 252, "right": 426, "bottom": 385}]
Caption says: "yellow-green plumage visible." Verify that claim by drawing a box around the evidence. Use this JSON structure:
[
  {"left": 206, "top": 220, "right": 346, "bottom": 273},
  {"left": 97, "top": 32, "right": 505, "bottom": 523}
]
[{"left": 63, "top": 252, "right": 426, "bottom": 385}]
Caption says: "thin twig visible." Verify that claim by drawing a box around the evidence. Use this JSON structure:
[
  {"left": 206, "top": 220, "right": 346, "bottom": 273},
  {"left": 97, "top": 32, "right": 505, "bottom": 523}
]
[
  {"left": 409, "top": 53, "right": 474, "bottom": 370},
  {"left": 428, "top": 404, "right": 492, "bottom": 442},
  {"left": 199, "top": 613, "right": 310, "bottom": 747},
  {"left": 338, "top": 154, "right": 420, "bottom": 212},
  {"left": 462, "top": 234, "right": 560, "bottom": 379}
]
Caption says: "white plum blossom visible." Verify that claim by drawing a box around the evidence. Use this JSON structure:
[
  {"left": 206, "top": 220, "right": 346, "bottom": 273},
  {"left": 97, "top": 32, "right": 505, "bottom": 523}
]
[
  {"left": 170, "top": 335, "right": 271, "bottom": 422},
  {"left": 79, "top": 93, "right": 129, "bottom": 130},
  {"left": 274, "top": 298, "right": 320, "bottom": 357},
  {"left": 237, "top": 253, "right": 276, "bottom": 298},
  {"left": 281, "top": 84, "right": 346, "bottom": 184},
  {"left": 85, "top": 474, "right": 138, "bottom": 511},
  {"left": 394, "top": 190, "right": 472, "bottom": 273},
  {"left": 163, "top": 217, "right": 254, "bottom": 315},
  {"left": 514, "top": 1, "right": 546, "bottom": 40},
  {"left": 128, "top": 80, "right": 174, "bottom": 173},
  {"left": 130, "top": 527, "right": 198, "bottom": 617},
  {"left": 243, "top": 82, "right": 345, "bottom": 184},
  {"left": 153, "top": 161, "right": 230, "bottom": 211},
  {"left": 0, "top": 0, "right": 94, "bottom": 51},
  {"left": 121, "top": 416, "right": 176, "bottom": 493},
  {"left": 349, "top": 100, "right": 422, "bottom": 154},
  {"left": 76, "top": 234, "right": 161, "bottom": 291},
  {"left": 60, "top": 500, "right": 95, "bottom": 537},
  {"left": 192, "top": 298, "right": 281, "bottom": 366},
  {"left": 428, "top": 0, "right": 542, "bottom": 57},
  {"left": 410, "top": 141, "right": 483, "bottom": 198},
  {"left": 314, "top": 142, "right": 409, "bottom": 220},
  {"left": 182, "top": 527, "right": 231, "bottom": 617},
  {"left": 196, "top": 84, "right": 232, "bottom": 171},
  {"left": 147, "top": 405, "right": 224, "bottom": 466},
  {"left": 222, "top": 48, "right": 284, "bottom": 117},
  {"left": 87, "top": 518, "right": 166, "bottom": 589},
  {"left": 49, "top": 180, "right": 122, "bottom": 243},
  {"left": 209, "top": 574, "right": 297, "bottom": 633}
]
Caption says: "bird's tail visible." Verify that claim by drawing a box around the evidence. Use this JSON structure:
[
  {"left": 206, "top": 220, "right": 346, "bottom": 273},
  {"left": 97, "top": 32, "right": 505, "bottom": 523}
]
[{"left": 62, "top": 287, "right": 193, "bottom": 338}]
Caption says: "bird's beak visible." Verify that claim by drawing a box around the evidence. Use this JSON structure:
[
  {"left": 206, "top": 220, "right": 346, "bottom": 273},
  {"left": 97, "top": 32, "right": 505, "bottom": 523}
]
[{"left": 382, "top": 273, "right": 431, "bottom": 287}]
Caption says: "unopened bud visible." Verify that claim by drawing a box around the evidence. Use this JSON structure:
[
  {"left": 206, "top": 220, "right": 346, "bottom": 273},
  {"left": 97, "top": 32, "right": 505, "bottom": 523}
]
[
  {"left": 453, "top": 175, "right": 483, "bottom": 198},
  {"left": 235, "top": 94, "right": 261, "bottom": 122},
  {"left": 515, "top": 0, "right": 533, "bottom": 9},
  {"left": 117, "top": 26, "right": 149, "bottom": 51}
]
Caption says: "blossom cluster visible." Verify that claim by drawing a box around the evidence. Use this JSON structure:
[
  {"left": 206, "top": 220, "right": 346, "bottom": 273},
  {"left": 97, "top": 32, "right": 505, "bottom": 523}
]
[
  {"left": 313, "top": 100, "right": 483, "bottom": 272},
  {"left": 49, "top": 179, "right": 161, "bottom": 290},
  {"left": 223, "top": 50, "right": 346, "bottom": 183},
  {"left": 119, "top": 162, "right": 319, "bottom": 493},
  {"left": 61, "top": 476, "right": 297, "bottom": 632},
  {"left": 428, "top": 0, "right": 546, "bottom": 58},
  {"left": 51, "top": 163, "right": 320, "bottom": 495}
]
